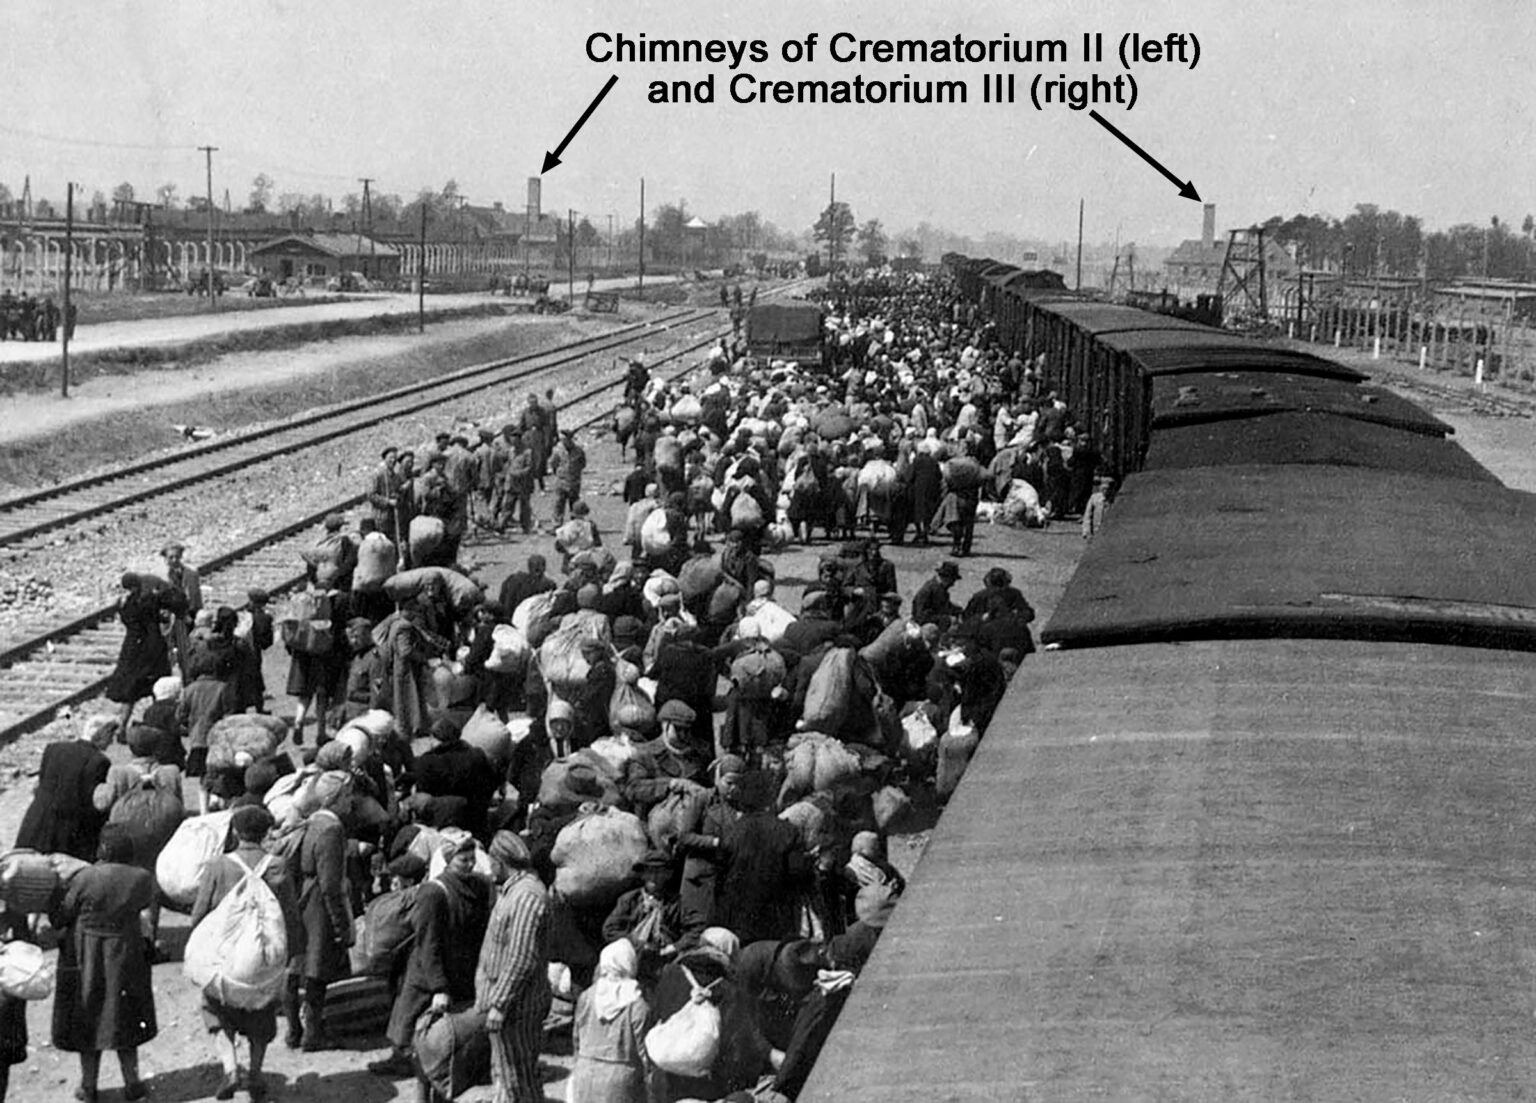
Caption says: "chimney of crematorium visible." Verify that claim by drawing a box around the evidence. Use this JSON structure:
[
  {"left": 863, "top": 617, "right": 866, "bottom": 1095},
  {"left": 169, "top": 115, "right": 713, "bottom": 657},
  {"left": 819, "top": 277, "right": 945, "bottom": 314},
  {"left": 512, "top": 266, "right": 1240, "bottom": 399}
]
[{"left": 1201, "top": 203, "right": 1216, "bottom": 251}]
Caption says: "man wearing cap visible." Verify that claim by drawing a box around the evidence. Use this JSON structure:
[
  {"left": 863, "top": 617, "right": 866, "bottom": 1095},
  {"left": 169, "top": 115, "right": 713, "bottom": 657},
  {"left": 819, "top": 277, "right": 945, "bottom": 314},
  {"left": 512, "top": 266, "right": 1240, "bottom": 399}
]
[
  {"left": 498, "top": 432, "right": 536, "bottom": 535},
  {"left": 412, "top": 718, "right": 497, "bottom": 840},
  {"left": 497, "top": 554, "right": 555, "bottom": 621},
  {"left": 621, "top": 700, "right": 713, "bottom": 816},
  {"left": 912, "top": 561, "right": 963, "bottom": 628},
  {"left": 306, "top": 513, "right": 357, "bottom": 591},
  {"left": 160, "top": 540, "right": 203, "bottom": 679},
  {"left": 601, "top": 851, "right": 683, "bottom": 971},
  {"left": 367, "top": 446, "right": 411, "bottom": 547},
  {"left": 475, "top": 829, "right": 550, "bottom": 1103},
  {"left": 548, "top": 428, "right": 586, "bottom": 528}
]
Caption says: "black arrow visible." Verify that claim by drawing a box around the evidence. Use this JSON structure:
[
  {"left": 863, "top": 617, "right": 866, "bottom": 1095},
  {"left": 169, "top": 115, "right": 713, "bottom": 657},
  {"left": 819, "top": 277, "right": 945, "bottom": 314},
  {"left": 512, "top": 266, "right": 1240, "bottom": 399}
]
[
  {"left": 1088, "top": 110, "right": 1200, "bottom": 201},
  {"left": 542, "top": 75, "right": 619, "bottom": 174}
]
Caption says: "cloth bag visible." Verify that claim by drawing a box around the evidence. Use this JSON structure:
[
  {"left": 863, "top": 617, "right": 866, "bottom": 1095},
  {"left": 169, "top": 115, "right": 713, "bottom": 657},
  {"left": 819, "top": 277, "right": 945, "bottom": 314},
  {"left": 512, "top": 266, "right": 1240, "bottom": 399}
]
[
  {"left": 644, "top": 965, "right": 722, "bottom": 1078},
  {"left": 183, "top": 853, "right": 289, "bottom": 1010}
]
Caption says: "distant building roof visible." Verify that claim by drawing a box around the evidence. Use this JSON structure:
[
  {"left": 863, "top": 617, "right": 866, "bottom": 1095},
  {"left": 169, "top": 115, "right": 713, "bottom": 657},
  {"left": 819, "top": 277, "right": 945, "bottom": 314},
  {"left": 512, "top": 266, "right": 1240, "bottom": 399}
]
[
  {"left": 685, "top": 217, "right": 709, "bottom": 230},
  {"left": 251, "top": 232, "right": 400, "bottom": 259}
]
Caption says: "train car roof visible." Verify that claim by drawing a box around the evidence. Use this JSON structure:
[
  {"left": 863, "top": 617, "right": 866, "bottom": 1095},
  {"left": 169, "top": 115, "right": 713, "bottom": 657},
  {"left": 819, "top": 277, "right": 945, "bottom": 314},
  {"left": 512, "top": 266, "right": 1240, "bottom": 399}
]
[
  {"left": 802, "top": 639, "right": 1536, "bottom": 1101},
  {"left": 1098, "top": 330, "right": 1368, "bottom": 381},
  {"left": 1026, "top": 299, "right": 1211, "bottom": 336},
  {"left": 1043, "top": 465, "right": 1536, "bottom": 649},
  {"left": 1149, "top": 371, "right": 1453, "bottom": 436},
  {"left": 1144, "top": 412, "right": 1500, "bottom": 483}
]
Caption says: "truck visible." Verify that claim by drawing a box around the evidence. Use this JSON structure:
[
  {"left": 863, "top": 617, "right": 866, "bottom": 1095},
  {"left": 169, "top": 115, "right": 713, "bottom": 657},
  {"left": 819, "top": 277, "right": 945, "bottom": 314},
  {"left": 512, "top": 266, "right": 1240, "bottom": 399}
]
[{"left": 746, "top": 302, "right": 826, "bottom": 370}]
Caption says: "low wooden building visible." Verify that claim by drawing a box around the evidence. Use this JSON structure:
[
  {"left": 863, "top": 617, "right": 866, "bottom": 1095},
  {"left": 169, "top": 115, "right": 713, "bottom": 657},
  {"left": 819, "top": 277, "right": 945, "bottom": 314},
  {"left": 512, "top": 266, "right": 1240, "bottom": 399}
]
[{"left": 248, "top": 233, "right": 401, "bottom": 283}]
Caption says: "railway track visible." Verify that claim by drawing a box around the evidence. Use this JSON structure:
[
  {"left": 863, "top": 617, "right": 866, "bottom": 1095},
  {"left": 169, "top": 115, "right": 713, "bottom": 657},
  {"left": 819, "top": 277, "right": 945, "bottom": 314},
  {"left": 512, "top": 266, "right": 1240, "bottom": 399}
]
[
  {"left": 0, "top": 282, "right": 812, "bottom": 744},
  {"left": 0, "top": 307, "right": 710, "bottom": 550}
]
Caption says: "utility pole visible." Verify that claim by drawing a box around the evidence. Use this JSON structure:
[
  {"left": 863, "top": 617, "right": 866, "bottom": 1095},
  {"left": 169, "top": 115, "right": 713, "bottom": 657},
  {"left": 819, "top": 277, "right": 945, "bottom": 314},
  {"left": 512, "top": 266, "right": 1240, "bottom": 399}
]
[
  {"left": 62, "top": 182, "right": 73, "bottom": 398},
  {"left": 418, "top": 204, "right": 427, "bottom": 333},
  {"left": 607, "top": 213, "right": 614, "bottom": 272},
  {"left": 638, "top": 178, "right": 646, "bottom": 292},
  {"left": 359, "top": 177, "right": 375, "bottom": 278},
  {"left": 199, "top": 145, "right": 218, "bottom": 309},
  {"left": 568, "top": 209, "right": 576, "bottom": 302}
]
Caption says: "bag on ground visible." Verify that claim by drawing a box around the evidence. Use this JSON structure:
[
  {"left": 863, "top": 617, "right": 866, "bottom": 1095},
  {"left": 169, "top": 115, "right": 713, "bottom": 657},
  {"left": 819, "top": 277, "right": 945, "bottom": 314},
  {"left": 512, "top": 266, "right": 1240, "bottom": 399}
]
[
  {"left": 644, "top": 965, "right": 721, "bottom": 1078},
  {"left": 936, "top": 708, "right": 981, "bottom": 800},
  {"left": 183, "top": 853, "right": 289, "bottom": 1010},
  {"left": 206, "top": 715, "right": 286, "bottom": 771},
  {"left": 779, "top": 733, "right": 862, "bottom": 807},
  {"left": 415, "top": 1005, "right": 492, "bottom": 1100},
  {"left": 156, "top": 810, "right": 236, "bottom": 909}
]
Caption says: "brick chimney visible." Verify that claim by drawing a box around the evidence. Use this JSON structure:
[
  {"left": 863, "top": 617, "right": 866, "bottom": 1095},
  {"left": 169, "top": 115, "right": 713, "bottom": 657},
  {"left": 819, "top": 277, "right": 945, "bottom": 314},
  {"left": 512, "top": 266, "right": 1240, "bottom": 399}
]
[
  {"left": 526, "top": 177, "right": 541, "bottom": 221},
  {"left": 1201, "top": 203, "right": 1216, "bottom": 251}
]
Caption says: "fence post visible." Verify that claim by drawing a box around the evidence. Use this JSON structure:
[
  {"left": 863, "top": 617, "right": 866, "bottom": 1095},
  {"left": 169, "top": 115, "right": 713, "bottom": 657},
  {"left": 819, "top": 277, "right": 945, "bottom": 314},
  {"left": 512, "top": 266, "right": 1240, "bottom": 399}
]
[{"left": 1419, "top": 345, "right": 1427, "bottom": 370}]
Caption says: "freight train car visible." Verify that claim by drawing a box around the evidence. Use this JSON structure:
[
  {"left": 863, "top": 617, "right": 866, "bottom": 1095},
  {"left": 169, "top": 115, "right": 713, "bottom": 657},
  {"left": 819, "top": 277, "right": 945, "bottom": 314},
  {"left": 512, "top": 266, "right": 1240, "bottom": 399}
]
[{"left": 801, "top": 266, "right": 1536, "bottom": 1101}]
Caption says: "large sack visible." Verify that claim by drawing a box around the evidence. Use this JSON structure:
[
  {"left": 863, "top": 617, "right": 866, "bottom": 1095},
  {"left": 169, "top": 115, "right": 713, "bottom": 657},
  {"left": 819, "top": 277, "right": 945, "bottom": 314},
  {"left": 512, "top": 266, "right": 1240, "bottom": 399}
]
[
  {"left": 586, "top": 733, "right": 643, "bottom": 777},
  {"left": 859, "top": 618, "right": 914, "bottom": 667},
  {"left": 350, "top": 886, "right": 419, "bottom": 976},
  {"left": 346, "top": 709, "right": 398, "bottom": 743},
  {"left": 747, "top": 599, "right": 796, "bottom": 643},
  {"left": 0, "top": 942, "right": 54, "bottom": 1001},
  {"left": 484, "top": 624, "right": 529, "bottom": 676},
  {"left": 554, "top": 519, "right": 596, "bottom": 555},
  {"left": 811, "top": 409, "right": 856, "bottom": 441},
  {"left": 646, "top": 787, "right": 708, "bottom": 856},
  {"left": 429, "top": 661, "right": 479, "bottom": 711},
  {"left": 857, "top": 459, "right": 899, "bottom": 493},
  {"left": 899, "top": 709, "right": 940, "bottom": 764},
  {"left": 511, "top": 591, "right": 558, "bottom": 635},
  {"left": 539, "top": 616, "right": 609, "bottom": 699},
  {"left": 0, "top": 851, "right": 58, "bottom": 914},
  {"left": 407, "top": 515, "right": 445, "bottom": 563},
  {"left": 156, "top": 811, "right": 235, "bottom": 909},
  {"left": 461, "top": 704, "right": 512, "bottom": 776},
  {"left": 274, "top": 589, "right": 333, "bottom": 655},
  {"left": 801, "top": 648, "right": 856, "bottom": 734},
  {"left": 645, "top": 965, "right": 722, "bottom": 1077},
  {"left": 944, "top": 456, "right": 987, "bottom": 493},
  {"left": 551, "top": 806, "right": 648, "bottom": 909},
  {"left": 872, "top": 784, "right": 914, "bottom": 832},
  {"left": 385, "top": 566, "right": 482, "bottom": 614},
  {"left": 670, "top": 394, "right": 704, "bottom": 426},
  {"left": 640, "top": 509, "right": 673, "bottom": 556},
  {"left": 608, "top": 681, "right": 656, "bottom": 735},
  {"left": 780, "top": 733, "right": 862, "bottom": 807},
  {"left": 935, "top": 708, "right": 981, "bottom": 800},
  {"left": 537, "top": 757, "right": 622, "bottom": 812},
  {"left": 206, "top": 714, "right": 286, "bottom": 771},
  {"left": 729, "top": 645, "right": 786, "bottom": 700},
  {"left": 415, "top": 1005, "right": 491, "bottom": 1101},
  {"left": 183, "top": 853, "right": 289, "bottom": 1010},
  {"left": 678, "top": 555, "right": 723, "bottom": 602},
  {"left": 707, "top": 579, "right": 744, "bottom": 625},
  {"left": 354, "top": 531, "right": 397, "bottom": 592},
  {"left": 653, "top": 435, "right": 683, "bottom": 472},
  {"left": 729, "top": 492, "right": 764, "bottom": 529},
  {"left": 108, "top": 776, "right": 184, "bottom": 866}
]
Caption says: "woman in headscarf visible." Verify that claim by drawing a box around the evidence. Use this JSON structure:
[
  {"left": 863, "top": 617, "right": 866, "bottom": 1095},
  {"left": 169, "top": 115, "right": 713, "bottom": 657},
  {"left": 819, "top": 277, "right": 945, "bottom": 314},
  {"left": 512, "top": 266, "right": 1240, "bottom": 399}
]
[
  {"left": 15, "top": 713, "right": 116, "bottom": 861},
  {"left": 568, "top": 937, "right": 657, "bottom": 1103},
  {"left": 103, "top": 572, "right": 183, "bottom": 733},
  {"left": 49, "top": 822, "right": 157, "bottom": 1103},
  {"left": 649, "top": 926, "right": 770, "bottom": 1102},
  {"left": 373, "top": 596, "right": 449, "bottom": 740}
]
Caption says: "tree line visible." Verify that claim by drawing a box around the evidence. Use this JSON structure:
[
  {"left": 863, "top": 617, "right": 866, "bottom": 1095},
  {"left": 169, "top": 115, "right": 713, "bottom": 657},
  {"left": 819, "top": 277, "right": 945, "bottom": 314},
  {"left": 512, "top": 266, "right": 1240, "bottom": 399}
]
[{"left": 1260, "top": 204, "right": 1536, "bottom": 282}]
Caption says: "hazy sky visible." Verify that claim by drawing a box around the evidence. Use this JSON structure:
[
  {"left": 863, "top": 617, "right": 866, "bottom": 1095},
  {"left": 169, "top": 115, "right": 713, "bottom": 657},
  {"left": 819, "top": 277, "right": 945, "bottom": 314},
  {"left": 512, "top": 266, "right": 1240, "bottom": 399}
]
[{"left": 4, "top": 0, "right": 1531, "bottom": 246}]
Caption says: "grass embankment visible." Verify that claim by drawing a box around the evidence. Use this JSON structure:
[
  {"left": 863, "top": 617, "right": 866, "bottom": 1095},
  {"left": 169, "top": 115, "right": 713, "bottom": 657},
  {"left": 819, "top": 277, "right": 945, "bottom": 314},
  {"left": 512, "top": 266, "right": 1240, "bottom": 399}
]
[{"left": 0, "top": 316, "right": 590, "bottom": 491}]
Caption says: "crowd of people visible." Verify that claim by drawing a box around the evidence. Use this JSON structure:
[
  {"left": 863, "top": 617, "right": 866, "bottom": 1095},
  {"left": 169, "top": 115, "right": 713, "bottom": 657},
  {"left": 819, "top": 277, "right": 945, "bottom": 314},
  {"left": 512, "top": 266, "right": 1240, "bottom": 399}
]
[
  {"left": 0, "top": 270, "right": 1108, "bottom": 1103},
  {"left": 0, "top": 289, "right": 76, "bottom": 342}
]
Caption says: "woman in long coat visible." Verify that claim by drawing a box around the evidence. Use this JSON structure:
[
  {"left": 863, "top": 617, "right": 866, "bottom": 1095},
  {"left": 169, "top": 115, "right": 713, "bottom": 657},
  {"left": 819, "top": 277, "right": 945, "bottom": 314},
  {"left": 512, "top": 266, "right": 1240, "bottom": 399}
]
[
  {"left": 15, "top": 714, "right": 115, "bottom": 860},
  {"left": 104, "top": 573, "right": 181, "bottom": 732},
  {"left": 50, "top": 823, "right": 157, "bottom": 1103},
  {"left": 907, "top": 447, "right": 943, "bottom": 546},
  {"left": 284, "top": 772, "right": 354, "bottom": 1051},
  {"left": 568, "top": 938, "right": 658, "bottom": 1103}
]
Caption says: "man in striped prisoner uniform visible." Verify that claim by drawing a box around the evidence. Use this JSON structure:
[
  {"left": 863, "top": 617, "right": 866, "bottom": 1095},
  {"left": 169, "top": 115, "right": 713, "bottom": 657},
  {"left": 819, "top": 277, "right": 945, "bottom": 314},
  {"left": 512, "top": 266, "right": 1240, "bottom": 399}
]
[{"left": 476, "top": 832, "right": 552, "bottom": 1103}]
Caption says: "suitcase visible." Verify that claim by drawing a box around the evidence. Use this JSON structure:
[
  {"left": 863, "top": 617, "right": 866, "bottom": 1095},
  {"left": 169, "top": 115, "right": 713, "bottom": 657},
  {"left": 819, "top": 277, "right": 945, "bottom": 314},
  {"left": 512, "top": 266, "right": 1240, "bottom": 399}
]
[{"left": 321, "top": 974, "right": 392, "bottom": 1037}]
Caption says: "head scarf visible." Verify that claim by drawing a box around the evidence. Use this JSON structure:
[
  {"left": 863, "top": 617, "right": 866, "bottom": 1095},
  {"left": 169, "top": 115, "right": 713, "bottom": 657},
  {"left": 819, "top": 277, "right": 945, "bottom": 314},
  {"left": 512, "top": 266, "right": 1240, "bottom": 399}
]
[
  {"left": 151, "top": 676, "right": 182, "bottom": 702},
  {"left": 591, "top": 938, "right": 643, "bottom": 1023},
  {"left": 697, "top": 926, "right": 742, "bottom": 968}
]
